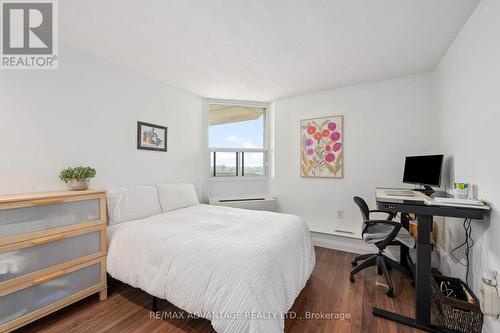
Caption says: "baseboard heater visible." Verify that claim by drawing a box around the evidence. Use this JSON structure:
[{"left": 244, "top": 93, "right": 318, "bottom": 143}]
[
  {"left": 334, "top": 229, "right": 355, "bottom": 235},
  {"left": 219, "top": 198, "right": 266, "bottom": 202},
  {"left": 209, "top": 196, "right": 277, "bottom": 212}
]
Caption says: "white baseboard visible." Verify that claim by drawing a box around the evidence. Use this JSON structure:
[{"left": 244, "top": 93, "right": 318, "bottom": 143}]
[
  {"left": 311, "top": 231, "right": 374, "bottom": 254},
  {"left": 311, "top": 231, "right": 400, "bottom": 261}
]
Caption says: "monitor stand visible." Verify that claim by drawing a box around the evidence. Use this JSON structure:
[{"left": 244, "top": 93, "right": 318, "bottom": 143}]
[{"left": 414, "top": 185, "right": 435, "bottom": 195}]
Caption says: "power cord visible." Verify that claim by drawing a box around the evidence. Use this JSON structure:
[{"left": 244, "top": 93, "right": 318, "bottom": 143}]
[{"left": 450, "top": 218, "right": 474, "bottom": 285}]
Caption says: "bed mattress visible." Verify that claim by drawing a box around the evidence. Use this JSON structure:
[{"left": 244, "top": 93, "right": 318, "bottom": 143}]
[{"left": 107, "top": 204, "right": 315, "bottom": 333}]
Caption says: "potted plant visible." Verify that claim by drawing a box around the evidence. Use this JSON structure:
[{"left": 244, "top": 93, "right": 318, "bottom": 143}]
[{"left": 59, "top": 166, "right": 96, "bottom": 190}]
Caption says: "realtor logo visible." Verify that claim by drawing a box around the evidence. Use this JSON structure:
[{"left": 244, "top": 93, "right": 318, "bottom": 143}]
[{"left": 1, "top": 0, "right": 58, "bottom": 69}]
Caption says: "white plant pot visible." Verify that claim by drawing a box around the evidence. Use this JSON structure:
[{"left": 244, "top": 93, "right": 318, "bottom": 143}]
[{"left": 69, "top": 179, "right": 89, "bottom": 191}]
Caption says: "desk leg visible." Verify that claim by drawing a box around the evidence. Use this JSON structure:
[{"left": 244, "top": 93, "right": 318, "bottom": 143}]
[
  {"left": 415, "top": 214, "right": 432, "bottom": 325},
  {"left": 373, "top": 214, "right": 452, "bottom": 333},
  {"left": 400, "top": 213, "right": 410, "bottom": 269}
]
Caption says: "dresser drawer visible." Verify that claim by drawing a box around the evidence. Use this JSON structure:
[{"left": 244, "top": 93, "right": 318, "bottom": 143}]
[
  {"left": 0, "top": 195, "right": 103, "bottom": 245},
  {"left": 0, "top": 258, "right": 105, "bottom": 330},
  {"left": 0, "top": 226, "right": 105, "bottom": 286}
]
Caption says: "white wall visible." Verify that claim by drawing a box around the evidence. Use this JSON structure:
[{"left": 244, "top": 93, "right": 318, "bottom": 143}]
[
  {"left": 208, "top": 178, "right": 269, "bottom": 197},
  {"left": 434, "top": 0, "right": 500, "bottom": 331},
  {"left": 0, "top": 46, "right": 204, "bottom": 196},
  {"left": 270, "top": 73, "right": 440, "bottom": 237}
]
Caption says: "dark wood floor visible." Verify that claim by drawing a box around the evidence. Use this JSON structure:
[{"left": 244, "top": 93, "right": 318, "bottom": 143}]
[{"left": 17, "top": 247, "right": 426, "bottom": 333}]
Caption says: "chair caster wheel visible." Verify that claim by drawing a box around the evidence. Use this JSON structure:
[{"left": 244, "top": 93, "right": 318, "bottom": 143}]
[
  {"left": 350, "top": 274, "right": 355, "bottom": 282},
  {"left": 386, "top": 290, "right": 394, "bottom": 297},
  {"left": 351, "top": 260, "right": 357, "bottom": 267},
  {"left": 377, "top": 267, "right": 382, "bottom": 275}
]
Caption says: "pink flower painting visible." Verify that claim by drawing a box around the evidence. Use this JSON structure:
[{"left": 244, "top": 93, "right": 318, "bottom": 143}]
[{"left": 300, "top": 115, "right": 343, "bottom": 178}]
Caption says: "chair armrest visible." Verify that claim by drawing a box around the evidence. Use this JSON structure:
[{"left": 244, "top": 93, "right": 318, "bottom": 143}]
[
  {"left": 362, "top": 220, "right": 401, "bottom": 249},
  {"left": 369, "top": 209, "right": 396, "bottom": 220}
]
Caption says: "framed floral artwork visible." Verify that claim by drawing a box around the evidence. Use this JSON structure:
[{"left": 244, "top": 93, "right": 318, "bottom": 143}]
[
  {"left": 300, "top": 115, "right": 343, "bottom": 178},
  {"left": 137, "top": 121, "right": 168, "bottom": 152}
]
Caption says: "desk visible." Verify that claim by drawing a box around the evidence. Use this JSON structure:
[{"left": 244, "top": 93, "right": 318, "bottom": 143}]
[{"left": 374, "top": 188, "right": 487, "bottom": 333}]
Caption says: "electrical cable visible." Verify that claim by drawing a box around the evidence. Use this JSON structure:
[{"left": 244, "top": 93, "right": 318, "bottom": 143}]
[{"left": 450, "top": 218, "right": 474, "bottom": 285}]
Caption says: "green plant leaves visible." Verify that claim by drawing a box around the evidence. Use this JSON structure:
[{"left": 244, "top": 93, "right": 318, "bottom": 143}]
[{"left": 59, "top": 166, "right": 96, "bottom": 183}]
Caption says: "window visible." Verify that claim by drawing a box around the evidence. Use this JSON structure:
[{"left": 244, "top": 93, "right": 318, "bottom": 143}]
[
  {"left": 210, "top": 152, "right": 238, "bottom": 177},
  {"left": 242, "top": 152, "right": 265, "bottom": 176},
  {"left": 208, "top": 103, "right": 266, "bottom": 177}
]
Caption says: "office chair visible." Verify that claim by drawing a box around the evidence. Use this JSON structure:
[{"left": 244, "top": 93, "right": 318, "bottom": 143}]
[{"left": 350, "top": 196, "right": 414, "bottom": 297}]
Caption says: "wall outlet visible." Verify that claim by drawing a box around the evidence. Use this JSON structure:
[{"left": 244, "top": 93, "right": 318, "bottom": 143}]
[{"left": 337, "top": 210, "right": 344, "bottom": 219}]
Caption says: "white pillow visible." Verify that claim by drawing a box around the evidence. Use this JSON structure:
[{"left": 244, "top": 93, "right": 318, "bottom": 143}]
[
  {"left": 156, "top": 183, "right": 199, "bottom": 212},
  {"left": 106, "top": 186, "right": 161, "bottom": 225}
]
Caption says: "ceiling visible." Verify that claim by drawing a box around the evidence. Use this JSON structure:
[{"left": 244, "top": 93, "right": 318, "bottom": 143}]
[{"left": 60, "top": 0, "right": 479, "bottom": 101}]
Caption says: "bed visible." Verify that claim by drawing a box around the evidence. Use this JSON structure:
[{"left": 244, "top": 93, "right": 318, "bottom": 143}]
[{"left": 105, "top": 185, "right": 315, "bottom": 333}]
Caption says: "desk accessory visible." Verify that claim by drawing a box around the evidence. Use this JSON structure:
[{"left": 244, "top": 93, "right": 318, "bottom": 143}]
[
  {"left": 431, "top": 274, "right": 483, "bottom": 333},
  {"left": 385, "top": 190, "right": 416, "bottom": 197},
  {"left": 453, "top": 182, "right": 471, "bottom": 199},
  {"left": 434, "top": 197, "right": 484, "bottom": 206},
  {"left": 423, "top": 197, "right": 489, "bottom": 209}
]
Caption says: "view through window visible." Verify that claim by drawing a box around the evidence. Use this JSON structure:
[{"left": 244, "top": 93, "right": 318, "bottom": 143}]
[{"left": 209, "top": 104, "right": 266, "bottom": 177}]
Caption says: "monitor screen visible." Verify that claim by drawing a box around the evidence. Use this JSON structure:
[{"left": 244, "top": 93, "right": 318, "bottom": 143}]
[{"left": 403, "top": 155, "right": 444, "bottom": 187}]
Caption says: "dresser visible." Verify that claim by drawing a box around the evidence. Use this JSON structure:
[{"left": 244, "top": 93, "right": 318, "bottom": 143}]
[{"left": 0, "top": 190, "right": 108, "bottom": 333}]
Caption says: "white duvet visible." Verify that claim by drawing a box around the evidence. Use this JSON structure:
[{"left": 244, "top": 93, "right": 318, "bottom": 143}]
[{"left": 107, "top": 204, "right": 315, "bottom": 333}]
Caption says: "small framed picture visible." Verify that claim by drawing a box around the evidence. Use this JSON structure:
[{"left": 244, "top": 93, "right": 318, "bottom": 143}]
[{"left": 137, "top": 121, "right": 168, "bottom": 152}]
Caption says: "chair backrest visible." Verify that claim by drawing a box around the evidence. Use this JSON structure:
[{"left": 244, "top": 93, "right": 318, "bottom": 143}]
[{"left": 353, "top": 196, "right": 370, "bottom": 221}]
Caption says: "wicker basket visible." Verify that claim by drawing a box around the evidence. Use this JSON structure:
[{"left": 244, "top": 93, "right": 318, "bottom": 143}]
[{"left": 431, "top": 274, "right": 483, "bottom": 333}]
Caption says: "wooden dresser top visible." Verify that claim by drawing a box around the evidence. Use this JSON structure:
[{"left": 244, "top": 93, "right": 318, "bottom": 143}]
[{"left": 0, "top": 189, "right": 106, "bottom": 204}]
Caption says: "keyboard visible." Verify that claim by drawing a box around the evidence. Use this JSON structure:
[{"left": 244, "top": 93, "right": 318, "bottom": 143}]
[
  {"left": 385, "top": 190, "right": 416, "bottom": 197},
  {"left": 433, "top": 197, "right": 484, "bottom": 206}
]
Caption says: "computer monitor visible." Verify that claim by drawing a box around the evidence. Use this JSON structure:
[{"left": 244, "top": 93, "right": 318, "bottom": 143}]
[{"left": 403, "top": 154, "right": 444, "bottom": 192}]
